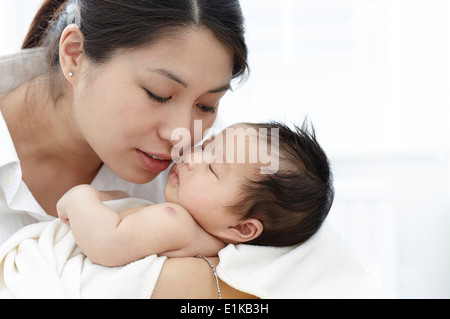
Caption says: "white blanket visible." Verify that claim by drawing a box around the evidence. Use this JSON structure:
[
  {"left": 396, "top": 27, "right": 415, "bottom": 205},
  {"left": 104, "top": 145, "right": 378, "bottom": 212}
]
[
  {"left": 0, "top": 197, "right": 382, "bottom": 299},
  {"left": 218, "top": 223, "right": 383, "bottom": 299},
  {"left": 0, "top": 199, "right": 166, "bottom": 299}
]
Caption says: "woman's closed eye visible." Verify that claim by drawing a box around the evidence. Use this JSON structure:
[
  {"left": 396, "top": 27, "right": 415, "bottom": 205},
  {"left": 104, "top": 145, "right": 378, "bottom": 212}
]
[
  {"left": 145, "top": 89, "right": 172, "bottom": 104},
  {"left": 146, "top": 90, "right": 217, "bottom": 114},
  {"left": 197, "top": 103, "right": 217, "bottom": 114}
]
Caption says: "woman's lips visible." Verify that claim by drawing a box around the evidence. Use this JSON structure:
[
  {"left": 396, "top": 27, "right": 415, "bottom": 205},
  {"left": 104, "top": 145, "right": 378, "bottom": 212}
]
[{"left": 136, "top": 149, "right": 172, "bottom": 173}]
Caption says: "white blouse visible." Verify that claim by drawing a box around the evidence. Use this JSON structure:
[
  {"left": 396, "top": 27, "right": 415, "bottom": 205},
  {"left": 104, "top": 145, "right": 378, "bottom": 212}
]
[{"left": 0, "top": 49, "right": 167, "bottom": 245}]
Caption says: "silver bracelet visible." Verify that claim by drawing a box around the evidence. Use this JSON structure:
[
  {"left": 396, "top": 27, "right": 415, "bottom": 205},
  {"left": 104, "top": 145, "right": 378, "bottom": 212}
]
[{"left": 196, "top": 255, "right": 222, "bottom": 299}]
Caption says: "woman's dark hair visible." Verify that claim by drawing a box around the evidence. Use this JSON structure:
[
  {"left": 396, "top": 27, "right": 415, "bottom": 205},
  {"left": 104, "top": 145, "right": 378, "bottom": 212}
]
[
  {"left": 22, "top": 0, "right": 248, "bottom": 80},
  {"left": 231, "top": 121, "right": 335, "bottom": 247}
]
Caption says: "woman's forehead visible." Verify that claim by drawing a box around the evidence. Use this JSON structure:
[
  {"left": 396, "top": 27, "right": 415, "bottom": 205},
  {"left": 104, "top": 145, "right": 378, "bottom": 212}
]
[{"left": 119, "top": 27, "right": 234, "bottom": 83}]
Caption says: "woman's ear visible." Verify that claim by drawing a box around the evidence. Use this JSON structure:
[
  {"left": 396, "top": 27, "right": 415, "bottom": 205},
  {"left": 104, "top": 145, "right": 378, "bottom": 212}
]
[
  {"left": 219, "top": 219, "right": 264, "bottom": 244},
  {"left": 59, "top": 24, "right": 85, "bottom": 81}
]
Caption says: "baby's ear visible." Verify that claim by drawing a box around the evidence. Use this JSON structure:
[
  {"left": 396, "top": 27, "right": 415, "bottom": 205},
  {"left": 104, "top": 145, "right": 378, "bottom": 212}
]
[{"left": 219, "top": 219, "right": 264, "bottom": 244}]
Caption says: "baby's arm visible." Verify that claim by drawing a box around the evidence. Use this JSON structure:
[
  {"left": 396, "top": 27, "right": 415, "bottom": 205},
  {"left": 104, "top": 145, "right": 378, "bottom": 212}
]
[{"left": 57, "top": 185, "right": 224, "bottom": 267}]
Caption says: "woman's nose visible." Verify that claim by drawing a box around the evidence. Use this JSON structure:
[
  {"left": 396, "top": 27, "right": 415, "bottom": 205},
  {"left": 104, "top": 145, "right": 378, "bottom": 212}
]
[{"left": 158, "top": 104, "right": 193, "bottom": 147}]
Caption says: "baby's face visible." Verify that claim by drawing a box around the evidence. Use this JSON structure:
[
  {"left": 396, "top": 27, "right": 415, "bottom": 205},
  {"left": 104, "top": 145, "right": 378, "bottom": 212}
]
[{"left": 164, "top": 124, "right": 262, "bottom": 239}]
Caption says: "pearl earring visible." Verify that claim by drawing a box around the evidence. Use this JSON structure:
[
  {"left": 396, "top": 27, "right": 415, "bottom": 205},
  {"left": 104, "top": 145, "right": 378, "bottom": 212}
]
[{"left": 68, "top": 72, "right": 74, "bottom": 77}]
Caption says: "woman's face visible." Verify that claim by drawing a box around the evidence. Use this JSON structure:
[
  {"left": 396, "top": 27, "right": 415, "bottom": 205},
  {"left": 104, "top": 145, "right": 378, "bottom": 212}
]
[{"left": 72, "top": 27, "right": 234, "bottom": 184}]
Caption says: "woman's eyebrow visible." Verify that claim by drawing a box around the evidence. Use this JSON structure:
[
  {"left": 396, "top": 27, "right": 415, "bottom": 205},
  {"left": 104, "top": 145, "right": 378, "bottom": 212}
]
[
  {"left": 208, "top": 83, "right": 232, "bottom": 94},
  {"left": 148, "top": 68, "right": 188, "bottom": 88},
  {"left": 148, "top": 67, "right": 231, "bottom": 93}
]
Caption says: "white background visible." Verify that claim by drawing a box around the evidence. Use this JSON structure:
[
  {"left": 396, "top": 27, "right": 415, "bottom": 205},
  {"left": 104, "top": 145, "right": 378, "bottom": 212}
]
[{"left": 1, "top": 0, "right": 449, "bottom": 298}]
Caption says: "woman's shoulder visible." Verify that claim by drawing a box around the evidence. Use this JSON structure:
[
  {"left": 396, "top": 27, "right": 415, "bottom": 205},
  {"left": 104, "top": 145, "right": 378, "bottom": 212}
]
[
  {"left": 0, "top": 48, "right": 45, "bottom": 64},
  {"left": 0, "top": 48, "right": 46, "bottom": 97}
]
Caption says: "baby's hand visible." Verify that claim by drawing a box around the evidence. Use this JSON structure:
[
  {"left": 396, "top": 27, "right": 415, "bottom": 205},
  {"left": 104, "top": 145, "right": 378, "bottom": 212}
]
[
  {"left": 57, "top": 193, "right": 71, "bottom": 225},
  {"left": 57, "top": 185, "right": 99, "bottom": 225}
]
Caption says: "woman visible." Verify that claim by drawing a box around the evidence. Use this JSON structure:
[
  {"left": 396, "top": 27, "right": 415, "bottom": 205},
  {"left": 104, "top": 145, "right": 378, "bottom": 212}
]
[{"left": 0, "top": 0, "right": 254, "bottom": 298}]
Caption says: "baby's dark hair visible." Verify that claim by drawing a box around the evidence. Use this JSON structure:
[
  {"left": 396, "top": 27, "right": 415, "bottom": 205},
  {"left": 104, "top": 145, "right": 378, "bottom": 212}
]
[{"left": 231, "top": 121, "right": 334, "bottom": 247}]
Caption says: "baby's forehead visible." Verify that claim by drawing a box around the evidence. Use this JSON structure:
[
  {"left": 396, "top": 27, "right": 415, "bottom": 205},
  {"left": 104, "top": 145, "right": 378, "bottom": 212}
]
[
  {"left": 208, "top": 125, "right": 259, "bottom": 156},
  {"left": 225, "top": 123, "right": 254, "bottom": 132},
  {"left": 207, "top": 124, "right": 276, "bottom": 169},
  {"left": 217, "top": 123, "right": 259, "bottom": 141},
  {"left": 227, "top": 123, "right": 251, "bottom": 129}
]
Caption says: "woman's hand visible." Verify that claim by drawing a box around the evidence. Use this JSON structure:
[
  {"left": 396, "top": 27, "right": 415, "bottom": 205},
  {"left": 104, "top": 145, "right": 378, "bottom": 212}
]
[{"left": 152, "top": 257, "right": 259, "bottom": 299}]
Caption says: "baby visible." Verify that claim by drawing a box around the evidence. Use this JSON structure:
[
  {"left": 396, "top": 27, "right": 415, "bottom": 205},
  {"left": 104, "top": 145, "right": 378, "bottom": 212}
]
[{"left": 57, "top": 122, "right": 334, "bottom": 267}]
